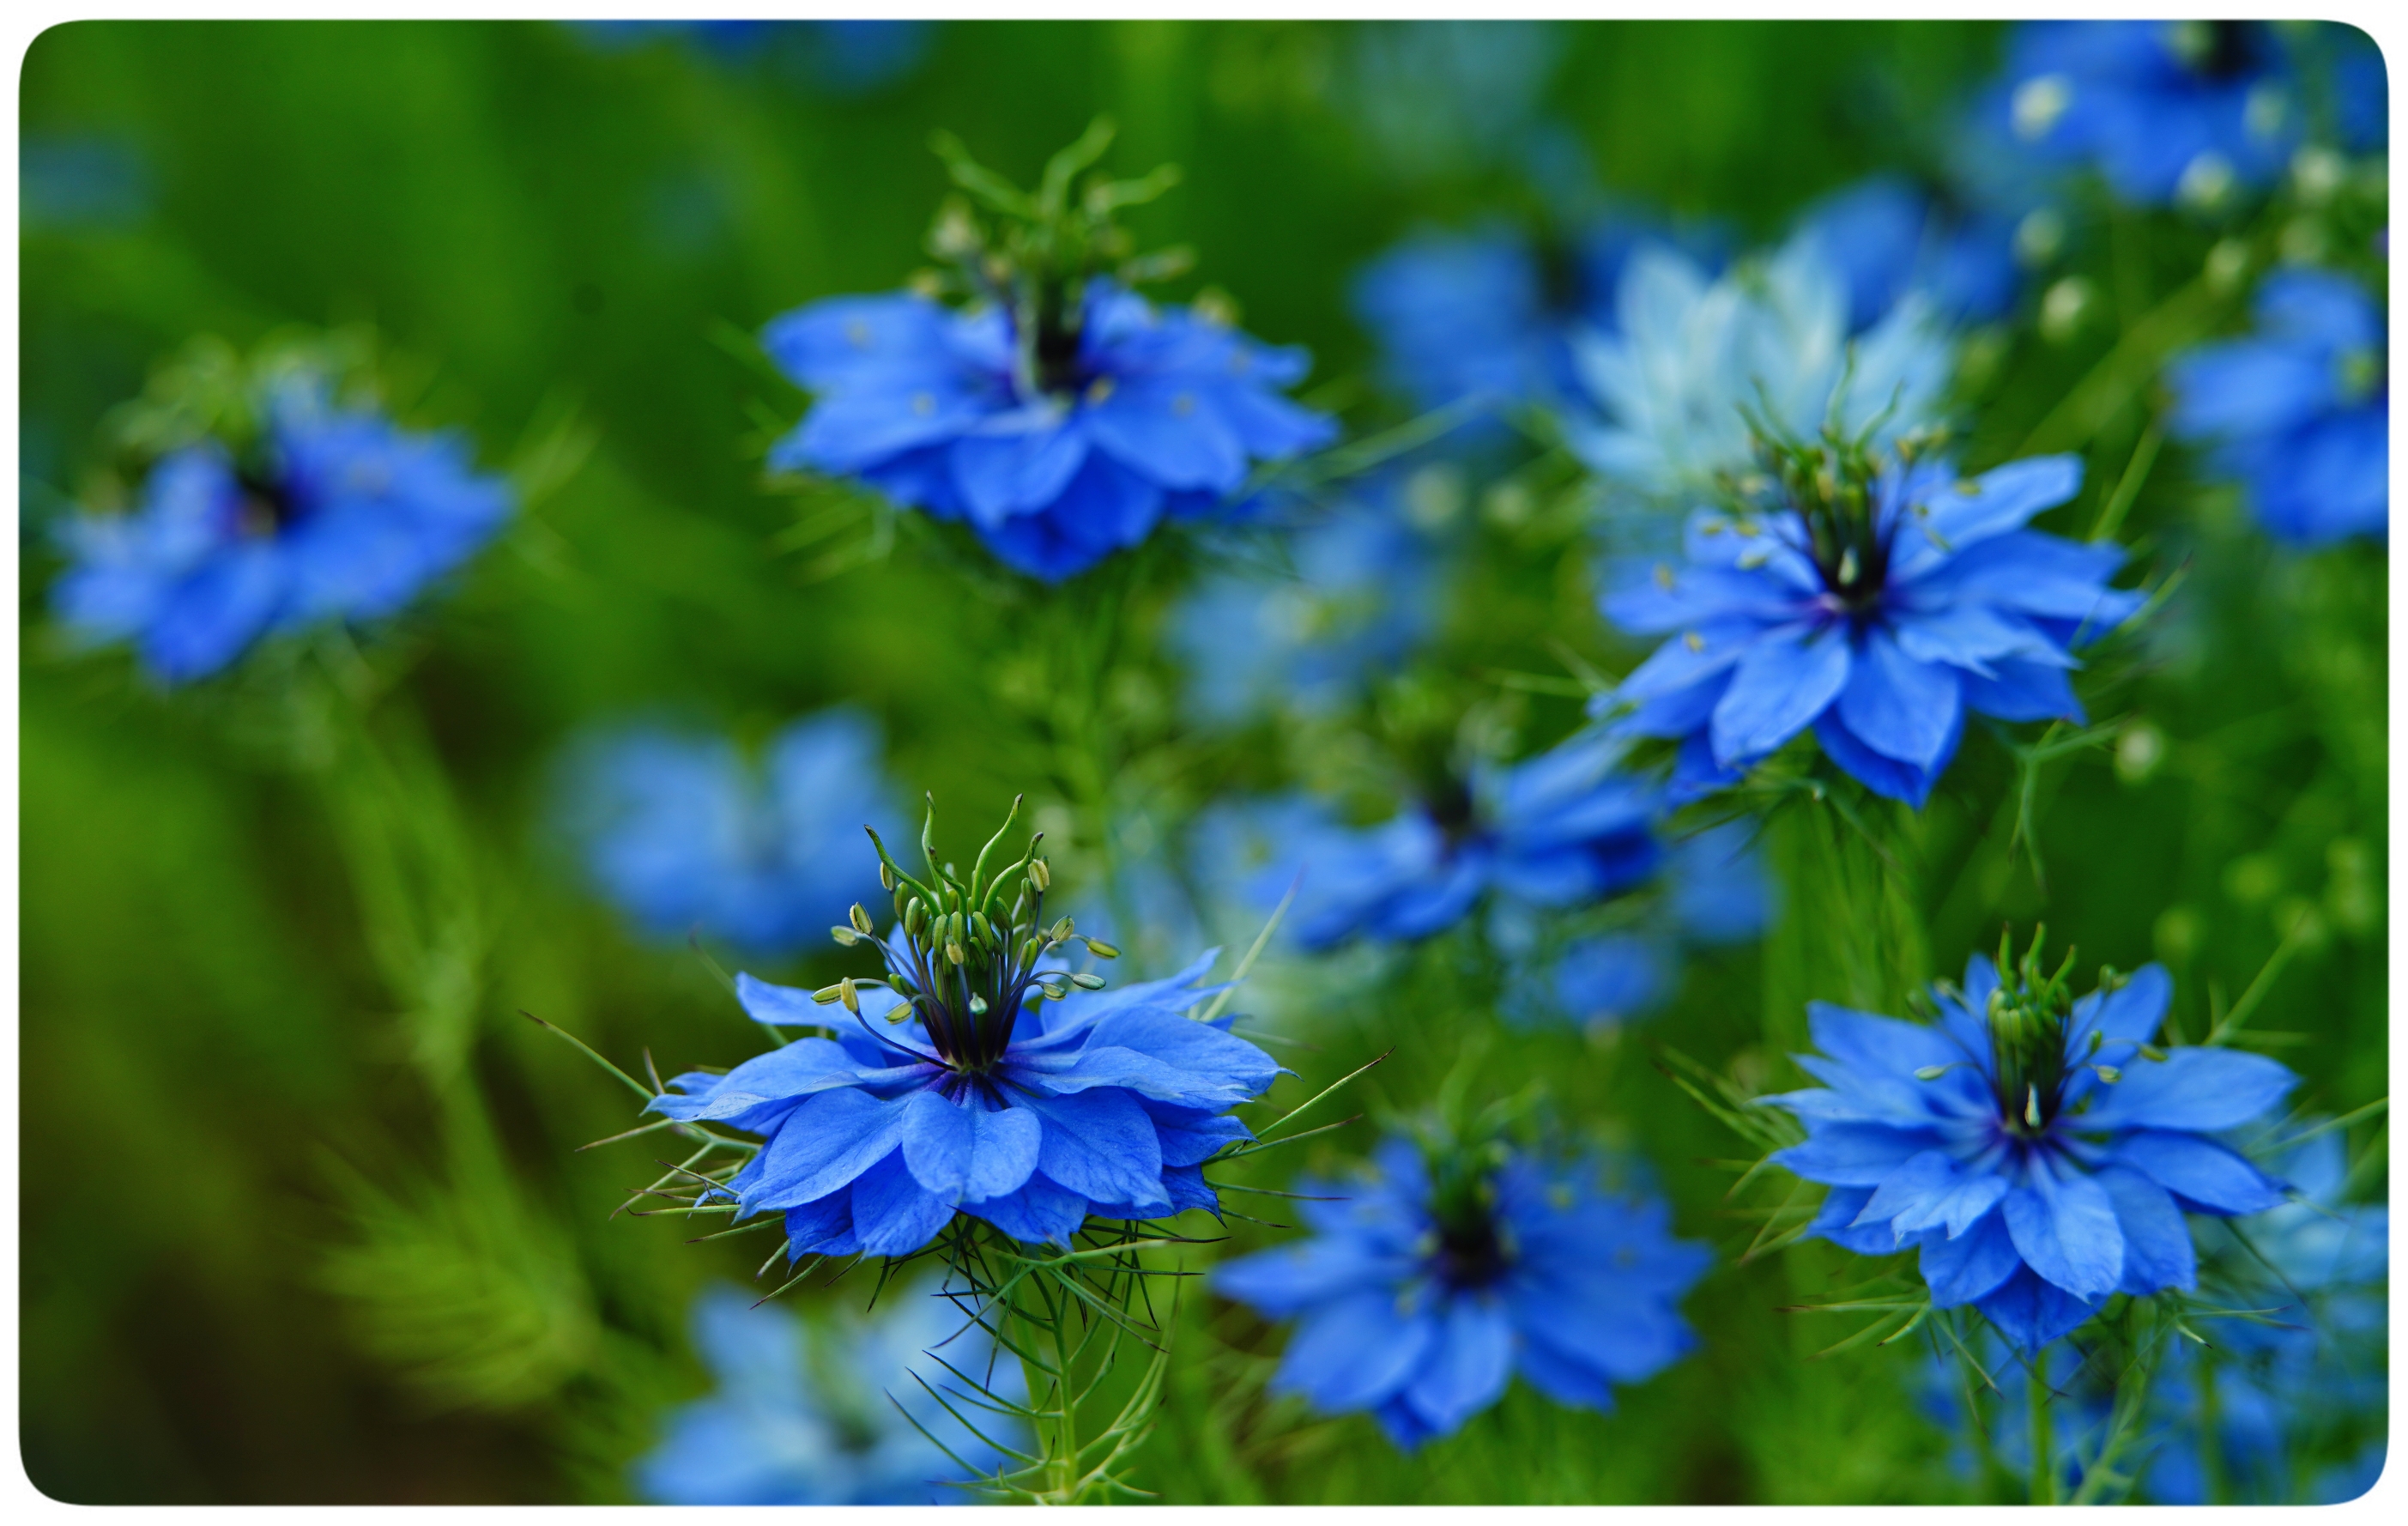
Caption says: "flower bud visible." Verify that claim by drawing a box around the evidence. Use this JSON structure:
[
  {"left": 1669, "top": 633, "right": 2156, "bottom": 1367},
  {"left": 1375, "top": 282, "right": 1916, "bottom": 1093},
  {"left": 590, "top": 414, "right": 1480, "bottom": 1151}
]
[
  {"left": 831, "top": 925, "right": 861, "bottom": 947},
  {"left": 812, "top": 984, "right": 845, "bottom": 1006},
  {"left": 850, "top": 903, "right": 874, "bottom": 936},
  {"left": 838, "top": 978, "right": 861, "bottom": 1015},
  {"left": 1085, "top": 939, "right": 1121, "bottom": 960},
  {"left": 1029, "top": 857, "right": 1050, "bottom": 892},
  {"left": 1070, "top": 972, "right": 1106, "bottom": 990}
]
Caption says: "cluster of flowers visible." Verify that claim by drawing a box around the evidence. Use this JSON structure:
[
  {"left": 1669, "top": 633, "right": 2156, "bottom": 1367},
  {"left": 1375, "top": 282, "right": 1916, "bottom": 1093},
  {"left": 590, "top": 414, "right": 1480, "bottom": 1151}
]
[{"left": 43, "top": 16, "right": 2383, "bottom": 1503}]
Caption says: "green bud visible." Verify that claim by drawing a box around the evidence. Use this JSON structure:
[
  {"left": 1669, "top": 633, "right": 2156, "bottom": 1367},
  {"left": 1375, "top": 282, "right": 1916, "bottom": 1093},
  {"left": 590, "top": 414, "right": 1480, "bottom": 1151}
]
[
  {"left": 2024, "top": 1087, "right": 2044, "bottom": 1129},
  {"left": 968, "top": 993, "right": 989, "bottom": 1016},
  {"left": 1913, "top": 1065, "right": 1950, "bottom": 1081},
  {"left": 885, "top": 996, "right": 915, "bottom": 1024},
  {"left": 2092, "top": 1065, "right": 2121, "bottom": 1083},
  {"left": 838, "top": 978, "right": 860, "bottom": 1015},
  {"left": 970, "top": 911, "right": 995, "bottom": 946},
  {"left": 812, "top": 984, "right": 845, "bottom": 1006},
  {"left": 831, "top": 925, "right": 860, "bottom": 948},
  {"left": 1070, "top": 972, "right": 1106, "bottom": 990},
  {"left": 850, "top": 903, "right": 874, "bottom": 936},
  {"left": 946, "top": 941, "right": 966, "bottom": 966},
  {"left": 905, "top": 899, "right": 929, "bottom": 938},
  {"left": 1029, "top": 857, "right": 1050, "bottom": 892},
  {"left": 1050, "top": 917, "right": 1074, "bottom": 944},
  {"left": 1085, "top": 938, "right": 1121, "bottom": 960},
  {"left": 879, "top": 860, "right": 898, "bottom": 892}
]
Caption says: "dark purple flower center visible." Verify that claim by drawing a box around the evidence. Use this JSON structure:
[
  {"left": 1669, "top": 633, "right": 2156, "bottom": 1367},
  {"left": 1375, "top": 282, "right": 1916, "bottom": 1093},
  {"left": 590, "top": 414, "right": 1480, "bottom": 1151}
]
[
  {"left": 2168, "top": 20, "right": 2259, "bottom": 82},
  {"left": 1430, "top": 1209, "right": 1512, "bottom": 1289},
  {"left": 234, "top": 466, "right": 300, "bottom": 538}
]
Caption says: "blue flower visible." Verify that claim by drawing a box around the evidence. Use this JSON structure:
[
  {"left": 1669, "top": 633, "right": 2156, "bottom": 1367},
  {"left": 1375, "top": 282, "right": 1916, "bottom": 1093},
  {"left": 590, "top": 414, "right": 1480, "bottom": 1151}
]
[
  {"left": 1214, "top": 1135, "right": 1709, "bottom": 1450},
  {"left": 1594, "top": 448, "right": 2145, "bottom": 807},
  {"left": 1566, "top": 235, "right": 1955, "bottom": 520},
  {"left": 762, "top": 279, "right": 1336, "bottom": 581},
  {"left": 2167, "top": 267, "right": 2387, "bottom": 548},
  {"left": 557, "top": 709, "right": 904, "bottom": 959},
  {"left": 1503, "top": 823, "right": 1770, "bottom": 1034},
  {"left": 2141, "top": 1123, "right": 2389, "bottom": 1504},
  {"left": 1242, "top": 730, "right": 1662, "bottom": 950},
  {"left": 1794, "top": 175, "right": 2024, "bottom": 331},
  {"left": 1166, "top": 473, "right": 1448, "bottom": 727},
  {"left": 1353, "top": 216, "right": 1730, "bottom": 423},
  {"left": 1996, "top": 22, "right": 2299, "bottom": 208},
  {"left": 651, "top": 812, "right": 1281, "bottom": 1259},
  {"left": 1766, "top": 948, "right": 2299, "bottom": 1355},
  {"left": 51, "top": 382, "right": 511, "bottom": 686},
  {"left": 637, "top": 1279, "right": 1019, "bottom": 1505}
]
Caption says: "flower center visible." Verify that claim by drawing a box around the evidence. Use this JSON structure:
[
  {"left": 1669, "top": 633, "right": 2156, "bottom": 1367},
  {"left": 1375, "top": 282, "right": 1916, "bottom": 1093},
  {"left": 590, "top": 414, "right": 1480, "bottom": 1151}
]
[
  {"left": 2167, "top": 20, "right": 2256, "bottom": 82},
  {"left": 1749, "top": 433, "right": 1897, "bottom": 619},
  {"left": 1423, "top": 1150, "right": 1516, "bottom": 1289},
  {"left": 233, "top": 466, "right": 299, "bottom": 538}
]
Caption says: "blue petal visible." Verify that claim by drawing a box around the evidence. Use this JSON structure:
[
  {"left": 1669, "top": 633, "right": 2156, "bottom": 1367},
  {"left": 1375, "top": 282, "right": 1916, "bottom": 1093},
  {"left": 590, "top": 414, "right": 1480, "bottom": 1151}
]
[
  {"left": 1082, "top": 376, "right": 1248, "bottom": 492},
  {"left": 848, "top": 1150, "right": 955, "bottom": 1255},
  {"left": 1920, "top": 1208, "right": 2023, "bottom": 1306},
  {"left": 1773, "top": 1123, "right": 1944, "bottom": 1187},
  {"left": 1515, "top": 1279, "right": 1695, "bottom": 1383},
  {"left": 1859, "top": 1149, "right": 1974, "bottom": 1242},
  {"left": 1836, "top": 629, "right": 1963, "bottom": 767},
  {"left": 1274, "top": 1288, "right": 1436, "bottom": 1413},
  {"left": 1812, "top": 1184, "right": 1905, "bottom": 1255},
  {"left": 965, "top": 1172, "right": 1088, "bottom": 1247},
  {"left": 1959, "top": 658, "right": 2084, "bottom": 724},
  {"left": 745, "top": 1087, "right": 911, "bottom": 1211},
  {"left": 2078, "top": 1047, "right": 2296, "bottom": 1132},
  {"left": 1975, "top": 1264, "right": 2102, "bottom": 1354},
  {"left": 1807, "top": 1002, "right": 1962, "bottom": 1077},
  {"left": 950, "top": 414, "right": 1090, "bottom": 529},
  {"left": 963, "top": 1102, "right": 1044, "bottom": 1202},
  {"left": 1214, "top": 1236, "right": 1408, "bottom": 1317},
  {"left": 1812, "top": 706, "right": 1956, "bottom": 807},
  {"left": 1709, "top": 623, "right": 1852, "bottom": 766},
  {"left": 2109, "top": 1130, "right": 2289, "bottom": 1215},
  {"left": 2094, "top": 1164, "right": 2196, "bottom": 1296},
  {"left": 896, "top": 1088, "right": 972, "bottom": 1200},
  {"left": 1019, "top": 1087, "right": 1169, "bottom": 1211},
  {"left": 1397, "top": 1293, "right": 1515, "bottom": 1438},
  {"left": 1901, "top": 454, "right": 2082, "bottom": 568},
  {"left": 2001, "top": 1168, "right": 2124, "bottom": 1300}
]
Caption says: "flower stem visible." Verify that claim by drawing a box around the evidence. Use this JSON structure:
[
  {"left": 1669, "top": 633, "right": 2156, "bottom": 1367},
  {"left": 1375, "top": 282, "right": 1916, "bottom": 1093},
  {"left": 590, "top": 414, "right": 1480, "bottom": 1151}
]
[
  {"left": 2028, "top": 1361, "right": 2056, "bottom": 1507},
  {"left": 1764, "top": 794, "right": 1927, "bottom": 1046}
]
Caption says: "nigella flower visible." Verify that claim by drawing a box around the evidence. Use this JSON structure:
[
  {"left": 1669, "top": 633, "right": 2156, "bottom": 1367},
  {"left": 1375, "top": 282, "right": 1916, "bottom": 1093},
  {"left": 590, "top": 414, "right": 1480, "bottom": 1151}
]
[
  {"left": 1794, "top": 175, "right": 2024, "bottom": 331},
  {"left": 2166, "top": 267, "right": 2387, "bottom": 548},
  {"left": 556, "top": 708, "right": 904, "bottom": 959},
  {"left": 1593, "top": 439, "right": 2145, "bottom": 807},
  {"left": 1503, "top": 821, "right": 1771, "bottom": 1032},
  {"left": 1242, "top": 730, "right": 1661, "bottom": 951},
  {"left": 1165, "top": 470, "right": 1449, "bottom": 727},
  {"left": 1352, "top": 216, "right": 1724, "bottom": 418},
  {"left": 51, "top": 378, "right": 511, "bottom": 685},
  {"left": 638, "top": 1279, "right": 1019, "bottom": 1505},
  {"left": 1213, "top": 1135, "right": 1709, "bottom": 1450},
  {"left": 1564, "top": 234, "right": 1954, "bottom": 525},
  {"left": 1996, "top": 21, "right": 2300, "bottom": 208},
  {"left": 765, "top": 278, "right": 1333, "bottom": 581},
  {"left": 650, "top": 803, "right": 1281, "bottom": 1258},
  {"left": 1766, "top": 941, "right": 2299, "bottom": 1354},
  {"left": 2142, "top": 1123, "right": 2390, "bottom": 1504}
]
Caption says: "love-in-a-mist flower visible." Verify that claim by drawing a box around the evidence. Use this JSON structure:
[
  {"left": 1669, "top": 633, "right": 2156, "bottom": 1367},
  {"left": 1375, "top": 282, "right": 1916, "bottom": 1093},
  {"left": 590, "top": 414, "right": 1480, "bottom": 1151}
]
[
  {"left": 762, "top": 128, "right": 1334, "bottom": 582},
  {"left": 1794, "top": 175, "right": 2024, "bottom": 331},
  {"left": 1166, "top": 470, "right": 1449, "bottom": 728},
  {"left": 650, "top": 801, "right": 1281, "bottom": 1259},
  {"left": 1243, "top": 729, "right": 1661, "bottom": 950},
  {"left": 1994, "top": 21, "right": 2301, "bottom": 209},
  {"left": 557, "top": 708, "right": 904, "bottom": 959},
  {"left": 2167, "top": 268, "right": 2387, "bottom": 548},
  {"left": 1214, "top": 1134, "right": 1709, "bottom": 1450},
  {"left": 1564, "top": 233, "right": 1954, "bottom": 524},
  {"left": 51, "top": 372, "right": 511, "bottom": 685},
  {"left": 1352, "top": 216, "right": 1725, "bottom": 417},
  {"left": 637, "top": 1278, "right": 1019, "bottom": 1505},
  {"left": 1766, "top": 937, "right": 2298, "bottom": 1354},
  {"left": 1594, "top": 436, "right": 2145, "bottom": 807}
]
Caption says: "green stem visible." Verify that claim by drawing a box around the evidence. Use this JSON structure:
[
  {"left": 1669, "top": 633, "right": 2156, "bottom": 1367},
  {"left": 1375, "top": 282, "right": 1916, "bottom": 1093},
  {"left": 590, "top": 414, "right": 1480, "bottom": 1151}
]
[
  {"left": 2028, "top": 1360, "right": 2056, "bottom": 1506},
  {"left": 1764, "top": 793, "right": 1928, "bottom": 1045},
  {"left": 2197, "top": 1344, "right": 2226, "bottom": 1505},
  {"left": 1050, "top": 1298, "right": 1084, "bottom": 1503}
]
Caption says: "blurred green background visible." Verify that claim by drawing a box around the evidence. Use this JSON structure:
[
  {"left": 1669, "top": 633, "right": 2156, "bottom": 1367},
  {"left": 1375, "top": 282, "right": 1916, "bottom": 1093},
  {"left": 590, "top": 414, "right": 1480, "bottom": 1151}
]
[{"left": 17, "top": 20, "right": 2385, "bottom": 1504}]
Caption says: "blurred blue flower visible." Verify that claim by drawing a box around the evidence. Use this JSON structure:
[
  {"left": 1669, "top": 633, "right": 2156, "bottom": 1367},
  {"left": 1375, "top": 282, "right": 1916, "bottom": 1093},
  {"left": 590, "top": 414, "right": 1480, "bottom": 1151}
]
[
  {"left": 1768, "top": 950, "right": 2298, "bottom": 1354},
  {"left": 764, "top": 280, "right": 1335, "bottom": 580},
  {"left": 1503, "top": 823, "right": 1770, "bottom": 1035},
  {"left": 1214, "top": 1135, "right": 1709, "bottom": 1450},
  {"left": 1243, "top": 730, "right": 1662, "bottom": 950},
  {"left": 1594, "top": 451, "right": 2143, "bottom": 807},
  {"left": 1354, "top": 215, "right": 1728, "bottom": 419},
  {"left": 1566, "top": 234, "right": 1955, "bottom": 518},
  {"left": 1166, "top": 473, "right": 1449, "bottom": 727},
  {"left": 1343, "top": 21, "right": 1564, "bottom": 184},
  {"left": 1794, "top": 175, "right": 2023, "bottom": 330},
  {"left": 1996, "top": 21, "right": 2299, "bottom": 208},
  {"left": 574, "top": 20, "right": 934, "bottom": 94},
  {"left": 2142, "top": 1123, "right": 2389, "bottom": 1503},
  {"left": 559, "top": 708, "right": 903, "bottom": 959},
  {"left": 653, "top": 948, "right": 1278, "bottom": 1259},
  {"left": 2167, "top": 267, "right": 2387, "bottom": 548},
  {"left": 20, "top": 133, "right": 150, "bottom": 229},
  {"left": 638, "top": 1279, "right": 1018, "bottom": 1505},
  {"left": 51, "top": 381, "right": 512, "bottom": 685}
]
